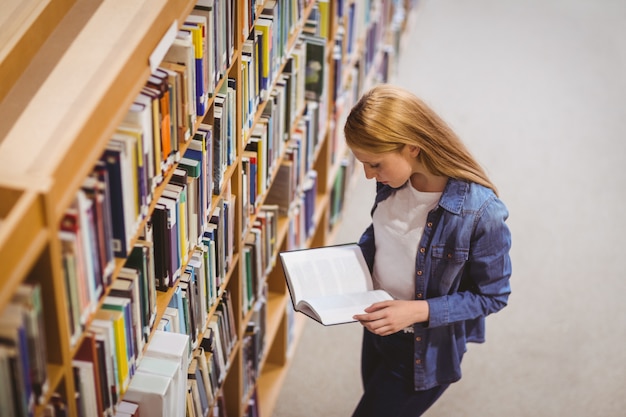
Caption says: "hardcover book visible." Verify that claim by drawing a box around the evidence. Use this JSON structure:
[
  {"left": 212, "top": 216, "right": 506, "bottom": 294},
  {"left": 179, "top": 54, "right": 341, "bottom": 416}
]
[{"left": 279, "top": 243, "right": 393, "bottom": 325}]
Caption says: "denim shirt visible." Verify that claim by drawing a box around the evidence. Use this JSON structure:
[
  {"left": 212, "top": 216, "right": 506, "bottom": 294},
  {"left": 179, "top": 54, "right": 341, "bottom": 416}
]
[{"left": 358, "top": 178, "right": 512, "bottom": 390}]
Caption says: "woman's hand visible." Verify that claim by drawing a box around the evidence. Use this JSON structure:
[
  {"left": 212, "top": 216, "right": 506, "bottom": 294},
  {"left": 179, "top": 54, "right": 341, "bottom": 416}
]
[{"left": 353, "top": 300, "right": 429, "bottom": 336}]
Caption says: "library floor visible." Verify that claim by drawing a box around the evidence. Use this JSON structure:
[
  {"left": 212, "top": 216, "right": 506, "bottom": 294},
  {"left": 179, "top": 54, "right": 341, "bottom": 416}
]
[{"left": 273, "top": 0, "right": 626, "bottom": 416}]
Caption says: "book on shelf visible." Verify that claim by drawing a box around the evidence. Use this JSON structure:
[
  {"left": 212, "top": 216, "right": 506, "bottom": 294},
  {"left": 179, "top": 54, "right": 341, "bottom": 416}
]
[
  {"left": 164, "top": 29, "right": 197, "bottom": 126},
  {"left": 302, "top": 170, "right": 318, "bottom": 237},
  {"left": 157, "top": 193, "right": 182, "bottom": 285},
  {"left": 72, "top": 358, "right": 100, "bottom": 417},
  {"left": 116, "top": 400, "right": 140, "bottom": 416},
  {"left": 0, "top": 345, "right": 19, "bottom": 416},
  {"left": 81, "top": 173, "right": 116, "bottom": 288},
  {"left": 183, "top": 14, "right": 209, "bottom": 116},
  {"left": 147, "top": 69, "right": 178, "bottom": 159},
  {"left": 123, "top": 371, "right": 176, "bottom": 417},
  {"left": 159, "top": 61, "right": 190, "bottom": 145},
  {"left": 11, "top": 282, "right": 49, "bottom": 404},
  {"left": 93, "top": 308, "right": 131, "bottom": 396},
  {"left": 102, "top": 135, "right": 140, "bottom": 258},
  {"left": 151, "top": 201, "right": 172, "bottom": 290},
  {"left": 254, "top": 18, "right": 273, "bottom": 100},
  {"left": 0, "top": 303, "right": 35, "bottom": 416},
  {"left": 143, "top": 330, "right": 190, "bottom": 407},
  {"left": 264, "top": 159, "right": 294, "bottom": 215},
  {"left": 191, "top": 0, "right": 217, "bottom": 92},
  {"left": 102, "top": 295, "right": 138, "bottom": 377},
  {"left": 193, "top": 346, "right": 215, "bottom": 408},
  {"left": 303, "top": 33, "right": 327, "bottom": 102},
  {"left": 199, "top": 324, "right": 224, "bottom": 387},
  {"left": 187, "top": 357, "right": 210, "bottom": 417},
  {"left": 183, "top": 126, "right": 213, "bottom": 229},
  {"left": 88, "top": 317, "right": 119, "bottom": 409},
  {"left": 186, "top": 378, "right": 202, "bottom": 417},
  {"left": 125, "top": 241, "right": 158, "bottom": 344},
  {"left": 187, "top": 246, "right": 212, "bottom": 323},
  {"left": 60, "top": 195, "right": 102, "bottom": 323},
  {"left": 123, "top": 95, "right": 157, "bottom": 195},
  {"left": 164, "top": 173, "right": 190, "bottom": 267},
  {"left": 110, "top": 269, "right": 146, "bottom": 359},
  {"left": 136, "top": 355, "right": 183, "bottom": 417},
  {"left": 177, "top": 157, "right": 202, "bottom": 244},
  {"left": 179, "top": 268, "right": 201, "bottom": 348},
  {"left": 139, "top": 86, "right": 167, "bottom": 180},
  {"left": 74, "top": 333, "right": 106, "bottom": 416},
  {"left": 279, "top": 243, "right": 393, "bottom": 325}
]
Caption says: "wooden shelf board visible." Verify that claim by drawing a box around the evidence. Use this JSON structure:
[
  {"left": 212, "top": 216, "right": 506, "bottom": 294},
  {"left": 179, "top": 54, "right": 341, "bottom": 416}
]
[
  {"left": 0, "top": 0, "right": 77, "bottom": 103},
  {"left": 0, "top": 186, "right": 48, "bottom": 310},
  {"left": 257, "top": 313, "right": 307, "bottom": 417},
  {"left": 0, "top": 0, "right": 196, "bottom": 222}
]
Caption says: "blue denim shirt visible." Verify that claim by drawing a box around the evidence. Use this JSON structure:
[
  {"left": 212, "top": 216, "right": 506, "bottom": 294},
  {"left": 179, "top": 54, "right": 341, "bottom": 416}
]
[{"left": 358, "top": 178, "right": 512, "bottom": 390}]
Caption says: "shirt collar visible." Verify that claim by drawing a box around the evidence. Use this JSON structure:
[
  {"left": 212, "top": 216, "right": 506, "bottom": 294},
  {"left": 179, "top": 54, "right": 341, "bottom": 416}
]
[
  {"left": 374, "top": 178, "right": 469, "bottom": 215},
  {"left": 437, "top": 178, "right": 468, "bottom": 215}
]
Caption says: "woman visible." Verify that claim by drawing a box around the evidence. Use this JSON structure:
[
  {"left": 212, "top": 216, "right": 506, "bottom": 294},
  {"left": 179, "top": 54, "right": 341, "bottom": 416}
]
[{"left": 345, "top": 84, "right": 512, "bottom": 416}]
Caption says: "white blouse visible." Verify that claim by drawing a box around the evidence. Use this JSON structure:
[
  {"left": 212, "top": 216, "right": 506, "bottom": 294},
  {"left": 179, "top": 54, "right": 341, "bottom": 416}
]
[{"left": 372, "top": 183, "right": 441, "bottom": 300}]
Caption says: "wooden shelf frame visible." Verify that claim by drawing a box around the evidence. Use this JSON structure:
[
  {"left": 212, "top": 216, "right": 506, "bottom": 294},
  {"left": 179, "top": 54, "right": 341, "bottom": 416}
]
[{"left": 0, "top": 0, "right": 420, "bottom": 415}]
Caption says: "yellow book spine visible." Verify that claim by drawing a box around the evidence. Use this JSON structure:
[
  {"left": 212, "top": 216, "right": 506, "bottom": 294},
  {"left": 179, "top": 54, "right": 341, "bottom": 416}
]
[{"left": 112, "top": 313, "right": 130, "bottom": 395}]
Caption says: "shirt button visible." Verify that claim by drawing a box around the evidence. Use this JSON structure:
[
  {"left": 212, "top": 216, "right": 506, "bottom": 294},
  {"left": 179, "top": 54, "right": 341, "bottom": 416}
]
[
  {"left": 415, "top": 337, "right": 422, "bottom": 342},
  {"left": 417, "top": 270, "right": 423, "bottom": 276},
  {"left": 419, "top": 247, "right": 425, "bottom": 253},
  {"left": 416, "top": 293, "right": 423, "bottom": 299},
  {"left": 415, "top": 359, "right": 422, "bottom": 365},
  {"left": 427, "top": 222, "right": 433, "bottom": 228}
]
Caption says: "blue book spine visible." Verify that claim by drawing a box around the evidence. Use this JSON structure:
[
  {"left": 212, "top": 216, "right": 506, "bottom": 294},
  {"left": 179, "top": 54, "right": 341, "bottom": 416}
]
[{"left": 102, "top": 149, "right": 127, "bottom": 257}]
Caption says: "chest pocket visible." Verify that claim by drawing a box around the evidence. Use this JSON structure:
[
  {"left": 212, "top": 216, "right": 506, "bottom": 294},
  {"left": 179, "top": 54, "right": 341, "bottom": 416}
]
[{"left": 430, "top": 245, "right": 469, "bottom": 294}]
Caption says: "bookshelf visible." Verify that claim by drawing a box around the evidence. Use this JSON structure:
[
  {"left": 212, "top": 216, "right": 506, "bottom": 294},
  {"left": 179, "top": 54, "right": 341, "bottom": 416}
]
[{"left": 0, "top": 0, "right": 418, "bottom": 416}]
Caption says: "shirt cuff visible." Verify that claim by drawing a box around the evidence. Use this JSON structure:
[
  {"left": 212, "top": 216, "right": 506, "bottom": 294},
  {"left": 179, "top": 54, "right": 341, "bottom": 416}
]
[{"left": 426, "top": 297, "right": 449, "bottom": 328}]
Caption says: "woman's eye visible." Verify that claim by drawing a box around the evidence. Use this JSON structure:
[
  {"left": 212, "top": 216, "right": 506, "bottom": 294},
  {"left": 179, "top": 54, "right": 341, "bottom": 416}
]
[{"left": 369, "top": 164, "right": 379, "bottom": 168}]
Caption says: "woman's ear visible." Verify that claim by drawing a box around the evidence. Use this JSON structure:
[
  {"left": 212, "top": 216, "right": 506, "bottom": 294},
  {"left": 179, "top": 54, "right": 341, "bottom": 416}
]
[{"left": 407, "top": 145, "right": 420, "bottom": 157}]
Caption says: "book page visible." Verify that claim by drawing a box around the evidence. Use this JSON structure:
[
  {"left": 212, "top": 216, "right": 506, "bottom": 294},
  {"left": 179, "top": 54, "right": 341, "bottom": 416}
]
[
  {"left": 298, "top": 290, "right": 393, "bottom": 325},
  {"left": 280, "top": 244, "right": 373, "bottom": 304}
]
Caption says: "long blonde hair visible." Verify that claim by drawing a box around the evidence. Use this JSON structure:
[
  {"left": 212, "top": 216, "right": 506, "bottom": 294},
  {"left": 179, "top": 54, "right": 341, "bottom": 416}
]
[{"left": 344, "top": 84, "right": 498, "bottom": 195}]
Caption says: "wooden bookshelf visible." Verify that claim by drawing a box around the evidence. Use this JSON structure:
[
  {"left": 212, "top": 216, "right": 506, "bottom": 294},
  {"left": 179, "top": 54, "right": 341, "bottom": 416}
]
[{"left": 0, "top": 0, "right": 417, "bottom": 415}]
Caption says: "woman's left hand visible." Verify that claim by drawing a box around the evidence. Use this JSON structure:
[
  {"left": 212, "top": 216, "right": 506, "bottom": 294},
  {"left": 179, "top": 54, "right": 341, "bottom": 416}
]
[{"left": 353, "top": 300, "right": 429, "bottom": 336}]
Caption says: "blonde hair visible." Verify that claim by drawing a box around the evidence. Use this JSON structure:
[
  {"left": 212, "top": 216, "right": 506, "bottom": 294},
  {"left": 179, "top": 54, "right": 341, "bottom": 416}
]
[{"left": 344, "top": 84, "right": 498, "bottom": 195}]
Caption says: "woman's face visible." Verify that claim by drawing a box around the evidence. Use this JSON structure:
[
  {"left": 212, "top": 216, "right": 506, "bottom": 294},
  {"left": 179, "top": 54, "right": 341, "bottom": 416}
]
[{"left": 351, "top": 146, "right": 418, "bottom": 188}]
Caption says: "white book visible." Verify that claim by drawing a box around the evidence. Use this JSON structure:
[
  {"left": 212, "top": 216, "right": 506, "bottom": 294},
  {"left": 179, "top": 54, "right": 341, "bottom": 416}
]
[
  {"left": 144, "top": 331, "right": 190, "bottom": 416},
  {"left": 279, "top": 243, "right": 393, "bottom": 325},
  {"left": 124, "top": 372, "right": 174, "bottom": 417},
  {"left": 72, "top": 360, "right": 99, "bottom": 417},
  {"left": 137, "top": 356, "right": 181, "bottom": 417}
]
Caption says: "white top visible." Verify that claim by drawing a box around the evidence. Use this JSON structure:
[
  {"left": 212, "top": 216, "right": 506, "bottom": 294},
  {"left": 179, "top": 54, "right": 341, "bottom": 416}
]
[{"left": 372, "top": 183, "right": 441, "bottom": 300}]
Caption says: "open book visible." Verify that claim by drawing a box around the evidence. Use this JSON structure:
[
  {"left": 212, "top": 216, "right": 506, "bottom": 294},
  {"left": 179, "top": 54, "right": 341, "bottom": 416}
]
[{"left": 279, "top": 243, "right": 393, "bottom": 325}]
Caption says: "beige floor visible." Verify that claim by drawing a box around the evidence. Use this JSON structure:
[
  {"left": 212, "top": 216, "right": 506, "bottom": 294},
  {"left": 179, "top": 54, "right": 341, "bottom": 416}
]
[{"left": 274, "top": 0, "right": 626, "bottom": 416}]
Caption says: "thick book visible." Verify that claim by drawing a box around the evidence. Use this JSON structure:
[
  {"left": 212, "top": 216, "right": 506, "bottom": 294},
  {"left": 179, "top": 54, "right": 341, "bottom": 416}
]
[{"left": 279, "top": 243, "right": 393, "bottom": 325}]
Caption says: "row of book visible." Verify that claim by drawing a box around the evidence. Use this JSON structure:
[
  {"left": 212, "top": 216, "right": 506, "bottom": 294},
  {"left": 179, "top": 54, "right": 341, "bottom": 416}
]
[
  {"left": 59, "top": 0, "right": 403, "bottom": 414},
  {"left": 58, "top": 162, "right": 236, "bottom": 350},
  {"left": 242, "top": 205, "right": 280, "bottom": 314},
  {"left": 9, "top": 0, "right": 419, "bottom": 416},
  {"left": 63, "top": 287, "right": 238, "bottom": 417},
  {"left": 242, "top": 298, "right": 268, "bottom": 402},
  {"left": 0, "top": 282, "right": 48, "bottom": 417}
]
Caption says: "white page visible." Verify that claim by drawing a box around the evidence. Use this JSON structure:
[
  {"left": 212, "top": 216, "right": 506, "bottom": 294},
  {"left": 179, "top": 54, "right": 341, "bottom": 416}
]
[
  {"left": 299, "top": 289, "right": 393, "bottom": 325},
  {"left": 280, "top": 244, "right": 373, "bottom": 304}
]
